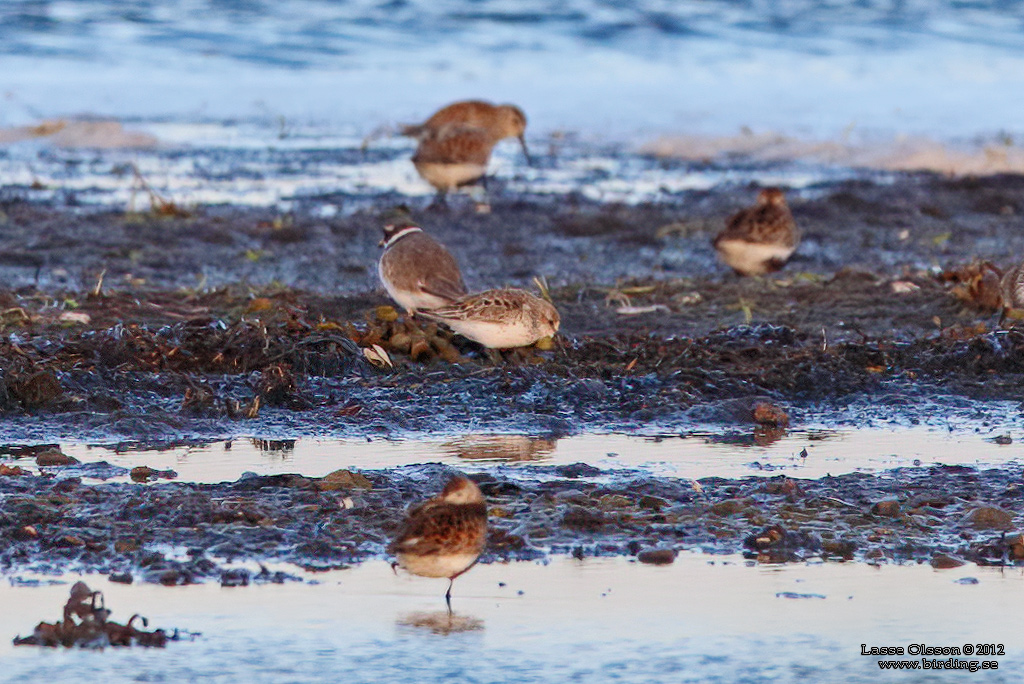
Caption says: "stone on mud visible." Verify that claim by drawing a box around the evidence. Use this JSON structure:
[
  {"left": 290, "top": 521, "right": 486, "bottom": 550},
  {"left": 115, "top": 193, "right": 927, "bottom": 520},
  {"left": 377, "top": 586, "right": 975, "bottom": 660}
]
[
  {"left": 871, "top": 499, "right": 901, "bottom": 517},
  {"left": 637, "top": 548, "right": 677, "bottom": 565},
  {"left": 562, "top": 506, "right": 605, "bottom": 531},
  {"left": 960, "top": 506, "right": 1014, "bottom": 530},
  {"left": 35, "top": 450, "right": 79, "bottom": 467},
  {"left": 752, "top": 401, "right": 789, "bottom": 427},
  {"left": 317, "top": 469, "right": 373, "bottom": 491},
  {"left": 930, "top": 553, "right": 966, "bottom": 569}
]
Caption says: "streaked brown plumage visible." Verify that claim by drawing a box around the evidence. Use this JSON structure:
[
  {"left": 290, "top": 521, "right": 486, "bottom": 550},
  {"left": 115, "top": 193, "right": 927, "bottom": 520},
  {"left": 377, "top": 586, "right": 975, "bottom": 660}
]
[
  {"left": 404, "top": 100, "right": 530, "bottom": 199},
  {"left": 999, "top": 259, "right": 1024, "bottom": 324},
  {"left": 412, "top": 124, "right": 498, "bottom": 193},
  {"left": 388, "top": 476, "right": 487, "bottom": 609},
  {"left": 713, "top": 188, "right": 799, "bottom": 276},
  {"left": 378, "top": 211, "right": 467, "bottom": 313},
  {"left": 401, "top": 100, "right": 528, "bottom": 148},
  {"left": 416, "top": 288, "right": 560, "bottom": 349}
]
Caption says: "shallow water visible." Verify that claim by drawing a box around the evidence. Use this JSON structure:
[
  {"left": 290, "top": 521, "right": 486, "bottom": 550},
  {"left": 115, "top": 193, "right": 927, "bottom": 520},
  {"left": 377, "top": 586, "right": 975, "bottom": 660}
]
[
  {"left": 1, "top": 2, "right": 1023, "bottom": 142},
  {"left": 0, "top": 3, "right": 1020, "bottom": 680},
  {"left": 3, "top": 556, "right": 1022, "bottom": 683},
  {"left": 5, "top": 423, "right": 1022, "bottom": 484}
]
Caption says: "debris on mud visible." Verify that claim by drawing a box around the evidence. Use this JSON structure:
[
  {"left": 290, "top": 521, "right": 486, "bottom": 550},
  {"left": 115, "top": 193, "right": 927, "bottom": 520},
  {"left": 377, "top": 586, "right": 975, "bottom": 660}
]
[
  {"left": 0, "top": 281, "right": 1023, "bottom": 444},
  {"left": 130, "top": 466, "right": 177, "bottom": 482},
  {"left": 939, "top": 260, "right": 1004, "bottom": 313},
  {"left": 13, "top": 581, "right": 175, "bottom": 648},
  {"left": 0, "top": 167, "right": 1021, "bottom": 442}
]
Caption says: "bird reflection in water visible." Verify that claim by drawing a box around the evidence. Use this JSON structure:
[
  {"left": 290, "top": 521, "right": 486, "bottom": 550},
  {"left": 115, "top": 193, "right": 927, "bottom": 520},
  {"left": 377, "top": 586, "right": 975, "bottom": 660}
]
[
  {"left": 397, "top": 611, "right": 484, "bottom": 636},
  {"left": 445, "top": 435, "right": 556, "bottom": 462}
]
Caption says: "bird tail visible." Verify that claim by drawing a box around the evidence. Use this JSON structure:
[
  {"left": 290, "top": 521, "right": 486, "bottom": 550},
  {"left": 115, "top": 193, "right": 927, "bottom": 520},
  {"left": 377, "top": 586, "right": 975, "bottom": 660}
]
[
  {"left": 400, "top": 123, "right": 426, "bottom": 138},
  {"left": 412, "top": 309, "right": 447, "bottom": 324}
]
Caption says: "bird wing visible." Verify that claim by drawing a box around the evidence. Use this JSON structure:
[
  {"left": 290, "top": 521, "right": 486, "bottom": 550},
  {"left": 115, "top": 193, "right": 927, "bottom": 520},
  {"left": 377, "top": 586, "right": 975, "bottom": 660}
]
[
  {"left": 416, "top": 237, "right": 468, "bottom": 301},
  {"left": 418, "top": 290, "right": 531, "bottom": 324},
  {"left": 385, "top": 234, "right": 468, "bottom": 302},
  {"left": 412, "top": 125, "right": 495, "bottom": 166},
  {"left": 715, "top": 205, "right": 796, "bottom": 246},
  {"left": 420, "top": 275, "right": 468, "bottom": 303},
  {"left": 388, "top": 503, "right": 486, "bottom": 556}
]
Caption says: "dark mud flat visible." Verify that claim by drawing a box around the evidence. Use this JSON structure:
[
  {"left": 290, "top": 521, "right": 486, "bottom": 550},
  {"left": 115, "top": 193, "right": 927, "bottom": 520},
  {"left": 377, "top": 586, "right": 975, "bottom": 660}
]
[
  {"left": 0, "top": 283, "right": 1023, "bottom": 442},
  {"left": 1, "top": 462, "right": 1022, "bottom": 583},
  {"left": 1, "top": 168, "right": 1024, "bottom": 577},
  {"left": 0, "top": 172, "right": 1023, "bottom": 440}
]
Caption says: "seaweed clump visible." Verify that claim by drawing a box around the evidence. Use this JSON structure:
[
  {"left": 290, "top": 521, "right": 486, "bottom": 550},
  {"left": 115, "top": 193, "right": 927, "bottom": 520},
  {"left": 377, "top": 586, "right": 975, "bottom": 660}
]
[{"left": 13, "top": 581, "right": 178, "bottom": 648}]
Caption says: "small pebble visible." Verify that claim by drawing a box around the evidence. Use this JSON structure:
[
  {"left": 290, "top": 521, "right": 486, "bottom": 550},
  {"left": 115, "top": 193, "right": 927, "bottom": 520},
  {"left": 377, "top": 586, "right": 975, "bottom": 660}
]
[{"left": 637, "top": 548, "right": 677, "bottom": 565}]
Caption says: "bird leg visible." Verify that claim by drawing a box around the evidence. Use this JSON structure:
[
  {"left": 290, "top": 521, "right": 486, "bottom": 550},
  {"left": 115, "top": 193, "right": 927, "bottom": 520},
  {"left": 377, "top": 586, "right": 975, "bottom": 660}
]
[
  {"left": 444, "top": 560, "right": 478, "bottom": 613},
  {"left": 471, "top": 178, "right": 491, "bottom": 214},
  {"left": 427, "top": 190, "right": 449, "bottom": 212},
  {"left": 518, "top": 135, "right": 532, "bottom": 166},
  {"left": 999, "top": 306, "right": 1012, "bottom": 330}
]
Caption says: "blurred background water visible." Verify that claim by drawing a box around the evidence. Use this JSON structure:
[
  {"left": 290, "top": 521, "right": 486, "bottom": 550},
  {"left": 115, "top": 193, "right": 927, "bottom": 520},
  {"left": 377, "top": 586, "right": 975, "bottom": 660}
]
[{"left": 1, "top": 0, "right": 1022, "bottom": 141}]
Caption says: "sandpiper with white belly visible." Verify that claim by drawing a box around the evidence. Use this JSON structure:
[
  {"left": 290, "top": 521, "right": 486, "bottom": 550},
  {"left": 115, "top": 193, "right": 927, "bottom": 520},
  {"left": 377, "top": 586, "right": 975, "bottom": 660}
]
[
  {"left": 713, "top": 188, "right": 800, "bottom": 276},
  {"left": 388, "top": 475, "right": 488, "bottom": 611},
  {"left": 377, "top": 208, "right": 468, "bottom": 314}
]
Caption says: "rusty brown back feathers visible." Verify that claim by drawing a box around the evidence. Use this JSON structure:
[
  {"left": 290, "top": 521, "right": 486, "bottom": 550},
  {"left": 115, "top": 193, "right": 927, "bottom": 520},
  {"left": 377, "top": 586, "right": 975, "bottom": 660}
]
[
  {"left": 715, "top": 188, "right": 798, "bottom": 247},
  {"left": 404, "top": 100, "right": 526, "bottom": 140},
  {"left": 388, "top": 497, "right": 487, "bottom": 558},
  {"left": 412, "top": 124, "right": 498, "bottom": 166}
]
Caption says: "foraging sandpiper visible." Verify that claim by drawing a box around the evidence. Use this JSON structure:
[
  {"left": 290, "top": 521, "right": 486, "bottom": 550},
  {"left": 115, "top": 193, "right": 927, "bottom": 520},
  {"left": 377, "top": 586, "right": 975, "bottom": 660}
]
[
  {"left": 415, "top": 288, "right": 560, "bottom": 349},
  {"left": 403, "top": 101, "right": 530, "bottom": 204},
  {"left": 713, "top": 188, "right": 799, "bottom": 276}
]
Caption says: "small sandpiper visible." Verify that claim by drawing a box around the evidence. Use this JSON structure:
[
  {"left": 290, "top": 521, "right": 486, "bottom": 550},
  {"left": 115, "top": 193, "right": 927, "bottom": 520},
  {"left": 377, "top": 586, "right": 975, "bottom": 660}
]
[
  {"left": 377, "top": 208, "right": 467, "bottom": 314},
  {"left": 999, "top": 259, "right": 1024, "bottom": 325},
  {"left": 415, "top": 288, "right": 560, "bottom": 349},
  {"left": 402, "top": 100, "right": 530, "bottom": 161},
  {"left": 412, "top": 124, "right": 498, "bottom": 201},
  {"left": 713, "top": 188, "right": 799, "bottom": 276},
  {"left": 389, "top": 475, "right": 488, "bottom": 611},
  {"left": 404, "top": 101, "right": 530, "bottom": 205}
]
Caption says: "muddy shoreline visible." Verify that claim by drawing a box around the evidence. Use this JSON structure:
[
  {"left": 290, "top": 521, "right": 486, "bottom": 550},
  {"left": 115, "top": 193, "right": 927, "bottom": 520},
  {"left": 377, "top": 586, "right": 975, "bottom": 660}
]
[
  {"left": 1, "top": 462, "right": 1022, "bottom": 584},
  {"left": 2, "top": 168, "right": 1024, "bottom": 576},
  {"left": 0, "top": 275, "right": 1022, "bottom": 443}
]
